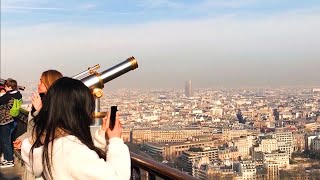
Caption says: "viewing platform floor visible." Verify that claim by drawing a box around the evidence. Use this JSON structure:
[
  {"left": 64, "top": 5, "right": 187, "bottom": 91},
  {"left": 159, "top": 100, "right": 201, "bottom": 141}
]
[{"left": 0, "top": 159, "right": 24, "bottom": 180}]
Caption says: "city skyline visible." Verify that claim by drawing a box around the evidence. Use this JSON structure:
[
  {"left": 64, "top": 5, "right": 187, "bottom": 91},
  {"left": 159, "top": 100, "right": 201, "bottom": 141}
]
[{"left": 1, "top": 0, "right": 320, "bottom": 88}]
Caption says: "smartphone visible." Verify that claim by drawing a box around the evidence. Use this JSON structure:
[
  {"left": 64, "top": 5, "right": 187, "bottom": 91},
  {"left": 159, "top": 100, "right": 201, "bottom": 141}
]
[{"left": 109, "top": 106, "right": 117, "bottom": 130}]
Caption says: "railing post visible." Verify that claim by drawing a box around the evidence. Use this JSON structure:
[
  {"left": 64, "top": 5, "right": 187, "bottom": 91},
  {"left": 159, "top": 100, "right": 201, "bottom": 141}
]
[
  {"left": 93, "top": 98, "right": 102, "bottom": 125},
  {"left": 131, "top": 166, "right": 141, "bottom": 180},
  {"left": 148, "top": 173, "right": 156, "bottom": 180}
]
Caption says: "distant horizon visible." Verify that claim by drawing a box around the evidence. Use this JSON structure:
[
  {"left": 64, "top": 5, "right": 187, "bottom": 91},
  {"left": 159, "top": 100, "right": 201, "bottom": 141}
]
[
  {"left": 1, "top": 0, "right": 320, "bottom": 88},
  {"left": 17, "top": 80, "right": 320, "bottom": 93}
]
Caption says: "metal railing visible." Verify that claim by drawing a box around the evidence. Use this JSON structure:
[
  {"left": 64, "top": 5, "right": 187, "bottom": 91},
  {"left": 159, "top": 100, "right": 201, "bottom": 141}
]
[
  {"left": 130, "top": 152, "right": 197, "bottom": 180},
  {"left": 16, "top": 109, "right": 197, "bottom": 180}
]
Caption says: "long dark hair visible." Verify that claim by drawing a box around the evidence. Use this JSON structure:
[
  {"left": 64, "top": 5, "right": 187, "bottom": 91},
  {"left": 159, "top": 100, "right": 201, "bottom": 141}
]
[{"left": 30, "top": 77, "right": 106, "bottom": 179}]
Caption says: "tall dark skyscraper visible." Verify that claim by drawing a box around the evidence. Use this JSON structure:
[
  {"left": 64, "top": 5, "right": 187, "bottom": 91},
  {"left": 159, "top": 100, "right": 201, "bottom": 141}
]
[
  {"left": 273, "top": 109, "right": 280, "bottom": 120},
  {"left": 236, "top": 109, "right": 246, "bottom": 124},
  {"left": 185, "top": 80, "right": 192, "bottom": 97}
]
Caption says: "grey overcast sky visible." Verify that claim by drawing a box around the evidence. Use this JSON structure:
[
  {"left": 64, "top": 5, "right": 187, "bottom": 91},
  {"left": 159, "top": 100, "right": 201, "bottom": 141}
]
[{"left": 1, "top": 0, "right": 320, "bottom": 89}]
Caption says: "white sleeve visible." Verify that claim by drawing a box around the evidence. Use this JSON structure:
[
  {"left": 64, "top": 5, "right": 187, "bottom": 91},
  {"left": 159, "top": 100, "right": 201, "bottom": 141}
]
[
  {"left": 21, "top": 138, "right": 44, "bottom": 177},
  {"left": 69, "top": 137, "right": 131, "bottom": 180},
  {"left": 93, "top": 128, "right": 106, "bottom": 150}
]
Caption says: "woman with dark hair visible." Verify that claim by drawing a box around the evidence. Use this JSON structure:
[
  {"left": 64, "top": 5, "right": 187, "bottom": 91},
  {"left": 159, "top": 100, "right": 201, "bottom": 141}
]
[{"left": 21, "top": 77, "right": 130, "bottom": 179}]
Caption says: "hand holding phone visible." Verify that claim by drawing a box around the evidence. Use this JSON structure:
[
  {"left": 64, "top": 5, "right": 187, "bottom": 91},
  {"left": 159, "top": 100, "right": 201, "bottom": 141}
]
[{"left": 109, "top": 106, "right": 117, "bottom": 130}]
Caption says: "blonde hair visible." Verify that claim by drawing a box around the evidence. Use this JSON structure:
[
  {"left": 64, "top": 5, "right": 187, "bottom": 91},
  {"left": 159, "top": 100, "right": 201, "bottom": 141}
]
[{"left": 41, "top": 70, "right": 63, "bottom": 90}]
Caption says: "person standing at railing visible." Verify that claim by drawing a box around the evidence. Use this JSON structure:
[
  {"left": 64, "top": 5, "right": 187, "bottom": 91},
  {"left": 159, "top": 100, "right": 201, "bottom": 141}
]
[
  {"left": 0, "top": 78, "right": 22, "bottom": 168},
  {"left": 0, "top": 83, "right": 6, "bottom": 162},
  {"left": 21, "top": 77, "right": 131, "bottom": 179},
  {"left": 13, "top": 69, "right": 63, "bottom": 149}
]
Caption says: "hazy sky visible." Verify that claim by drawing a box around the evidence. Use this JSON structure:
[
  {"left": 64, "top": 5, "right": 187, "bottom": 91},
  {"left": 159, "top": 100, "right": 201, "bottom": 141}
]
[{"left": 1, "top": 0, "right": 320, "bottom": 89}]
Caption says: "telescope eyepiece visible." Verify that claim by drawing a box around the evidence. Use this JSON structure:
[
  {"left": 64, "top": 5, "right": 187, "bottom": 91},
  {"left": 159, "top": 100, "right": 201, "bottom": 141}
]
[{"left": 128, "top": 56, "right": 138, "bottom": 70}]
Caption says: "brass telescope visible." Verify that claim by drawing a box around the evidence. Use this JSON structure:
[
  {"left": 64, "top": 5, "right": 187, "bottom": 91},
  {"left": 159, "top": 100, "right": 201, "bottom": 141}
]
[
  {"left": 73, "top": 56, "right": 138, "bottom": 122},
  {"left": 80, "top": 56, "right": 138, "bottom": 90}
]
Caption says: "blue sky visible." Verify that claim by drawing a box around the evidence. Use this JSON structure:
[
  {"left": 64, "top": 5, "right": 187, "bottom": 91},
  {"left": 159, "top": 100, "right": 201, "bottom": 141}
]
[
  {"left": 2, "top": 0, "right": 319, "bottom": 26},
  {"left": 1, "top": 0, "right": 320, "bottom": 88}
]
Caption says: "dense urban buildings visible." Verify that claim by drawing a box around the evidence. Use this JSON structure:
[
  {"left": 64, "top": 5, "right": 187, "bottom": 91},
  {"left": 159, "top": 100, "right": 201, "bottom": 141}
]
[{"left": 20, "top": 86, "right": 320, "bottom": 179}]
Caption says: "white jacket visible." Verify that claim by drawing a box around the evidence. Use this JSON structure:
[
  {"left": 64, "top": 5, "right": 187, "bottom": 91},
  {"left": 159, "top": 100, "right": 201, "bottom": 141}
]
[{"left": 21, "top": 129, "right": 131, "bottom": 180}]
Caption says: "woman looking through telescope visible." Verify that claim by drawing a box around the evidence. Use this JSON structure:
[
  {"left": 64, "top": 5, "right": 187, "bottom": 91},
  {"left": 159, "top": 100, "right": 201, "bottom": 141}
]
[{"left": 21, "top": 77, "right": 130, "bottom": 179}]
